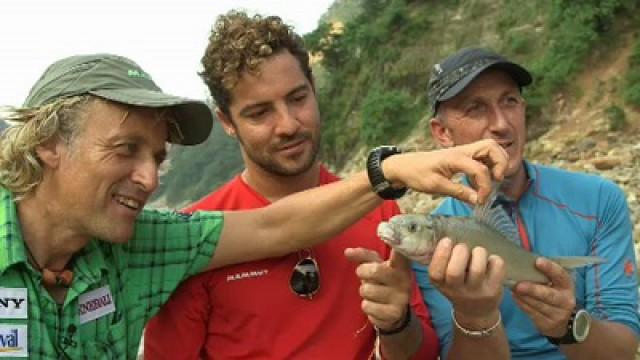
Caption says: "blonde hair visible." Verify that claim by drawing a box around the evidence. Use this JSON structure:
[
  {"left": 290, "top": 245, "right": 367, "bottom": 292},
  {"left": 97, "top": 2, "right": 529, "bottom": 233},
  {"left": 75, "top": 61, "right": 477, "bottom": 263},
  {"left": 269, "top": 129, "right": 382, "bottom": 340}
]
[
  {"left": 200, "top": 10, "right": 311, "bottom": 117},
  {"left": 0, "top": 95, "right": 183, "bottom": 199},
  {"left": 0, "top": 96, "right": 92, "bottom": 199}
]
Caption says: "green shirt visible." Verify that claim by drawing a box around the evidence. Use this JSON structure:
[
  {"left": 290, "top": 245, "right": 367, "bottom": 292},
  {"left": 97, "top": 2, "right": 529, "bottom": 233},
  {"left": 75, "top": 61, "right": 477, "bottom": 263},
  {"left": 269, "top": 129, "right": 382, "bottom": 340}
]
[{"left": 0, "top": 188, "right": 222, "bottom": 359}]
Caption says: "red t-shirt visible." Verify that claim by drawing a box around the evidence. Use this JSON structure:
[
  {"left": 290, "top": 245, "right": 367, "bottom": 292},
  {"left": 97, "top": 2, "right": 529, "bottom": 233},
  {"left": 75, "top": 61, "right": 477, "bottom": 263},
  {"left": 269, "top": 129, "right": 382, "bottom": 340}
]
[{"left": 144, "top": 166, "right": 439, "bottom": 359}]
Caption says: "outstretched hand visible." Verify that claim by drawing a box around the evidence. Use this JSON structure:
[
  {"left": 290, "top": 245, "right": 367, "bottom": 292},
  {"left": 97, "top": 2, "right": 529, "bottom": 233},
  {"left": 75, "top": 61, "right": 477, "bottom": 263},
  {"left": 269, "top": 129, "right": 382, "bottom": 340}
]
[
  {"left": 383, "top": 139, "right": 508, "bottom": 205},
  {"left": 344, "top": 248, "right": 412, "bottom": 332}
]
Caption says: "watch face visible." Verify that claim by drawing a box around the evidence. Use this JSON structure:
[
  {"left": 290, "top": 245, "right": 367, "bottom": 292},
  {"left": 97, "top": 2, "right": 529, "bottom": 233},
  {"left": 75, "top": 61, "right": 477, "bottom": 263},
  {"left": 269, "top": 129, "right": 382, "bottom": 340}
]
[{"left": 572, "top": 309, "right": 592, "bottom": 342}]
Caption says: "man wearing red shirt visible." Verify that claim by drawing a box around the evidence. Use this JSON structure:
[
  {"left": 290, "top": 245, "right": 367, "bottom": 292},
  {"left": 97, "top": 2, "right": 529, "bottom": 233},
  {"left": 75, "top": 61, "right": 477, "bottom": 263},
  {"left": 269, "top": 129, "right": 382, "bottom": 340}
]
[{"left": 144, "top": 10, "right": 439, "bottom": 359}]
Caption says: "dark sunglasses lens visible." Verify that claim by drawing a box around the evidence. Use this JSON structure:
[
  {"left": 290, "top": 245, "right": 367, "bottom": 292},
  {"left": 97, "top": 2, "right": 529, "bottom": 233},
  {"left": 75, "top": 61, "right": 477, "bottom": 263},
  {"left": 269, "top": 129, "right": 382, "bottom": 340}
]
[{"left": 290, "top": 258, "right": 319, "bottom": 297}]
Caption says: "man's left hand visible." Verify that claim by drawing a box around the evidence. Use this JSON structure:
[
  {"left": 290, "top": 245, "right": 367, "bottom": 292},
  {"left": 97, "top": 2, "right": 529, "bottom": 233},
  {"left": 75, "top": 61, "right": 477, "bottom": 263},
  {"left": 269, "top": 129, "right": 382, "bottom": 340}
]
[
  {"left": 512, "top": 257, "right": 577, "bottom": 337},
  {"left": 345, "top": 248, "right": 412, "bottom": 332}
]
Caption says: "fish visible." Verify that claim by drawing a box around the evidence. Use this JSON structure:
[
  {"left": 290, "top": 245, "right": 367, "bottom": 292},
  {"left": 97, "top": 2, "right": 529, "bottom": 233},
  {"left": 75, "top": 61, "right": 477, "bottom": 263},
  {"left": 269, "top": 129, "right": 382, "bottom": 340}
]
[{"left": 377, "top": 188, "right": 605, "bottom": 287}]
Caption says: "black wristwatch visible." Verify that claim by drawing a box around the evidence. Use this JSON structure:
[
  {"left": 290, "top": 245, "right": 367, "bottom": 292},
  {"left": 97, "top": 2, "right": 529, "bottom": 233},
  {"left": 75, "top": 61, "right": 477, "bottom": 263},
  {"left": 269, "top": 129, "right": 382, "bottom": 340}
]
[
  {"left": 366, "top": 146, "right": 408, "bottom": 200},
  {"left": 547, "top": 308, "right": 592, "bottom": 345}
]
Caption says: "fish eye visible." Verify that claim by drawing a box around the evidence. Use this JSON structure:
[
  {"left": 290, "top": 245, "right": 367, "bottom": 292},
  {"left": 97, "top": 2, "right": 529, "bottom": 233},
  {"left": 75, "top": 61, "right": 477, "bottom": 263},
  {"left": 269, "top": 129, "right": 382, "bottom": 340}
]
[{"left": 408, "top": 223, "right": 418, "bottom": 233}]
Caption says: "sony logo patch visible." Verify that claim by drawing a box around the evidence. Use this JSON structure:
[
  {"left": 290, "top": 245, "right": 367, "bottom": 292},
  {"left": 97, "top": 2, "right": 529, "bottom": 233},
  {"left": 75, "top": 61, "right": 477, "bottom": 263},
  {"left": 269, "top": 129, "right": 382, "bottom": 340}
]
[{"left": 0, "top": 288, "right": 27, "bottom": 319}]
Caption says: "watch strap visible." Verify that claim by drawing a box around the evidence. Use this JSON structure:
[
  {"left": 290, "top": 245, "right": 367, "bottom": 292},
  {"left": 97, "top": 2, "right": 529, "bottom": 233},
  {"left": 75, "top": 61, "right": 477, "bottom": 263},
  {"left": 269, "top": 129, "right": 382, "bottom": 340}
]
[{"left": 366, "top": 146, "right": 408, "bottom": 200}]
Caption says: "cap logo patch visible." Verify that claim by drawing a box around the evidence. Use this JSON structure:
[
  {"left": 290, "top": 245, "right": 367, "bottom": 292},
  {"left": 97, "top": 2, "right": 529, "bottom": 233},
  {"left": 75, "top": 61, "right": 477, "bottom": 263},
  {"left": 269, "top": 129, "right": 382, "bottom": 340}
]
[{"left": 127, "top": 69, "right": 151, "bottom": 80}]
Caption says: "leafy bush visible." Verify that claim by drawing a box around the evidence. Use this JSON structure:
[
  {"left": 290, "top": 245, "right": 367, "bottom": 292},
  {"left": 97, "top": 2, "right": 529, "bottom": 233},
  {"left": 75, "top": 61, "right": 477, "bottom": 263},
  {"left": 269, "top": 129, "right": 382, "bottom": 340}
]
[
  {"left": 383, "top": 0, "right": 408, "bottom": 31},
  {"left": 605, "top": 104, "right": 627, "bottom": 131},
  {"left": 624, "top": 38, "right": 640, "bottom": 107},
  {"left": 525, "top": 0, "right": 634, "bottom": 126},
  {"left": 507, "top": 33, "right": 533, "bottom": 55},
  {"left": 402, "top": 8, "right": 430, "bottom": 39},
  {"left": 624, "top": 83, "right": 640, "bottom": 107},
  {"left": 359, "top": 86, "right": 416, "bottom": 146},
  {"left": 304, "top": 22, "right": 332, "bottom": 53}
]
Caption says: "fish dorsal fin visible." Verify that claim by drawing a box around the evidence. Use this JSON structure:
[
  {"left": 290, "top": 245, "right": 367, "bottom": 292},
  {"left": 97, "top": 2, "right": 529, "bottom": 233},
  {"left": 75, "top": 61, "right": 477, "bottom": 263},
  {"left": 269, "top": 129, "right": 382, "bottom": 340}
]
[
  {"left": 473, "top": 184, "right": 521, "bottom": 245},
  {"left": 473, "top": 182, "right": 500, "bottom": 219}
]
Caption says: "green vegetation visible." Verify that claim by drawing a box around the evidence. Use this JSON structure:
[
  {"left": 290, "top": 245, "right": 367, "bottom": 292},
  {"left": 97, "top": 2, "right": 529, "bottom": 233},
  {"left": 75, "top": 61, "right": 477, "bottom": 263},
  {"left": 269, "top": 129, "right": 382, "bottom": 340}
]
[
  {"left": 320, "top": 0, "right": 364, "bottom": 24},
  {"left": 152, "top": 0, "right": 640, "bottom": 207},
  {"left": 624, "top": 37, "right": 640, "bottom": 107},
  {"left": 360, "top": 86, "right": 416, "bottom": 146},
  {"left": 149, "top": 115, "right": 244, "bottom": 208},
  {"left": 306, "top": 0, "right": 638, "bottom": 168},
  {"left": 305, "top": 0, "right": 433, "bottom": 167},
  {"left": 605, "top": 104, "right": 627, "bottom": 131},
  {"left": 525, "top": 0, "right": 636, "bottom": 123}
]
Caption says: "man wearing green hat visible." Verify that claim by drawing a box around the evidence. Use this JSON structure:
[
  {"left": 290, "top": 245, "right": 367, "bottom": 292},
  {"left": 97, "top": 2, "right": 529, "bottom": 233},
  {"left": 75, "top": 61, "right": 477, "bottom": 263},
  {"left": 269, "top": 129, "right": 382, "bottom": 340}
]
[{"left": 0, "top": 53, "right": 508, "bottom": 358}]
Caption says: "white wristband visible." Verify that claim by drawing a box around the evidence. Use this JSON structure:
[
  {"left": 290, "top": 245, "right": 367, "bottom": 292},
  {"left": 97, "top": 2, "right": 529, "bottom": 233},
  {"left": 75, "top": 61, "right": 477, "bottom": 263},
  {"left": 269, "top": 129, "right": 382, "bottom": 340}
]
[{"left": 451, "top": 309, "right": 502, "bottom": 338}]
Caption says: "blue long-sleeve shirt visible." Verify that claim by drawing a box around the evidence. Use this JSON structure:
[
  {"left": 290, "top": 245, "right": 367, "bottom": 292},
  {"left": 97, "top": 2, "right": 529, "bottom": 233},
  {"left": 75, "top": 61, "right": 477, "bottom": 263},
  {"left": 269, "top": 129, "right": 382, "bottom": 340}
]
[{"left": 414, "top": 161, "right": 639, "bottom": 359}]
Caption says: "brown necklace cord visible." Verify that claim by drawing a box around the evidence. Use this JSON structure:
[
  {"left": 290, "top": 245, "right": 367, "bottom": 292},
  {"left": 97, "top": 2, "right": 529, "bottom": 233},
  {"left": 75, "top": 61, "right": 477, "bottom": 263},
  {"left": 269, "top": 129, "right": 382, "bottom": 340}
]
[{"left": 22, "top": 242, "right": 74, "bottom": 288}]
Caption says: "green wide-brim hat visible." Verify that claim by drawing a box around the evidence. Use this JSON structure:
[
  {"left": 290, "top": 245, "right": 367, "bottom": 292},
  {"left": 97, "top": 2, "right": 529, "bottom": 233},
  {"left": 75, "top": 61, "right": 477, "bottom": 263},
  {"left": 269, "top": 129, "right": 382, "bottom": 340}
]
[{"left": 24, "top": 54, "right": 213, "bottom": 145}]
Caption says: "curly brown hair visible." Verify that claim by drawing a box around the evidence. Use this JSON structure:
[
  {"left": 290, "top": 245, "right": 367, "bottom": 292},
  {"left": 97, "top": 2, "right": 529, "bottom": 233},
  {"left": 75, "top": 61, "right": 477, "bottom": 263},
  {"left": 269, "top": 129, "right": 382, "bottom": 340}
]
[{"left": 200, "top": 10, "right": 311, "bottom": 117}]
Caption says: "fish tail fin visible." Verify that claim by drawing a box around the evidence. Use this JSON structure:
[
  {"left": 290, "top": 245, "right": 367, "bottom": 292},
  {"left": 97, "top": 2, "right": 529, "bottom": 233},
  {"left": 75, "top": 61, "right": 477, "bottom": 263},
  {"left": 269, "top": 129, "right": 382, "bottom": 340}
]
[{"left": 550, "top": 256, "right": 606, "bottom": 269}]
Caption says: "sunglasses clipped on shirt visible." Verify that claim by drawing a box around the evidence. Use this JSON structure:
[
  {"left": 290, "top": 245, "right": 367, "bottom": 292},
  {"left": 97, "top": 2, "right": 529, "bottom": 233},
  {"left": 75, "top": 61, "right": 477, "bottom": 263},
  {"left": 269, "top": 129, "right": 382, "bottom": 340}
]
[{"left": 290, "top": 252, "right": 320, "bottom": 299}]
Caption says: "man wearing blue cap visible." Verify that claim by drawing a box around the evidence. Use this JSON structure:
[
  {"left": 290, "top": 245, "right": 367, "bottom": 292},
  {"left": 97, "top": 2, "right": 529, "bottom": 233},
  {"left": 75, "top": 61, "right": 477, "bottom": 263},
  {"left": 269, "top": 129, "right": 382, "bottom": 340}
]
[
  {"left": 415, "top": 47, "right": 639, "bottom": 359},
  {"left": 0, "top": 53, "right": 509, "bottom": 358}
]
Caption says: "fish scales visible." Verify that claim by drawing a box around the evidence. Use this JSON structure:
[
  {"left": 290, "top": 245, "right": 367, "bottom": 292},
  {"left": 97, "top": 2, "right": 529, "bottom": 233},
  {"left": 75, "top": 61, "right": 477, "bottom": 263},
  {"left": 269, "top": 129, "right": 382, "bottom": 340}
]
[{"left": 434, "top": 216, "right": 548, "bottom": 284}]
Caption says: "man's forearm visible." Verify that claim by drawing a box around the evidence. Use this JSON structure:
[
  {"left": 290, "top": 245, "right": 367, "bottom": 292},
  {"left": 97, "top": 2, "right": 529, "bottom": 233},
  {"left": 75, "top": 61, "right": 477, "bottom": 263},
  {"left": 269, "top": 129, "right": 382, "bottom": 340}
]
[
  {"left": 212, "top": 141, "right": 508, "bottom": 269},
  {"left": 561, "top": 320, "right": 638, "bottom": 360},
  {"left": 214, "top": 172, "right": 382, "bottom": 268}
]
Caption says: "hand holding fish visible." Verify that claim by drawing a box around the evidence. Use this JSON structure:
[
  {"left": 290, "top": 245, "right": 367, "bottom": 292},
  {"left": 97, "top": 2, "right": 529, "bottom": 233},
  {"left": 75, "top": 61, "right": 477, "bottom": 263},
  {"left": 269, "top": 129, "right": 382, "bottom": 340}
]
[
  {"left": 429, "top": 238, "right": 506, "bottom": 326},
  {"left": 512, "top": 258, "right": 576, "bottom": 338},
  {"left": 377, "top": 180, "right": 604, "bottom": 340},
  {"left": 344, "top": 248, "right": 413, "bottom": 332},
  {"left": 381, "top": 139, "right": 508, "bottom": 205}
]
